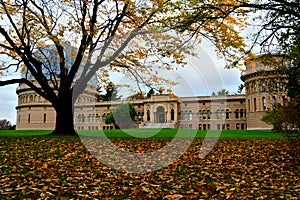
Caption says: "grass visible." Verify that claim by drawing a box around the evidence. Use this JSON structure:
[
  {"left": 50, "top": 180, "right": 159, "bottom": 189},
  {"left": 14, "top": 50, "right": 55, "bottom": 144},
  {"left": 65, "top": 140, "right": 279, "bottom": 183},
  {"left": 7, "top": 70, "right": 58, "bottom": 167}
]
[
  {"left": 0, "top": 130, "right": 51, "bottom": 137},
  {"left": 0, "top": 128, "right": 288, "bottom": 139}
]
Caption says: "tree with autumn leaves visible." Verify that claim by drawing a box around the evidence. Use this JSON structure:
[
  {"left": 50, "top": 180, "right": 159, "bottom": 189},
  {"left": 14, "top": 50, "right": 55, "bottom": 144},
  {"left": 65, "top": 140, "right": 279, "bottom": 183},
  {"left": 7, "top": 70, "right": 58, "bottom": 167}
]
[
  {"left": 248, "top": 0, "right": 300, "bottom": 132},
  {"left": 0, "top": 0, "right": 250, "bottom": 135}
]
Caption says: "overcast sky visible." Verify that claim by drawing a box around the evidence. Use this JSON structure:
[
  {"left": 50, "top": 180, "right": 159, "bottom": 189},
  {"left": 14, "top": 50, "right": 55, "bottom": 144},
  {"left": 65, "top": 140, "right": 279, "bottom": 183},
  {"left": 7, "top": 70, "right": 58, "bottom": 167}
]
[{"left": 0, "top": 41, "right": 244, "bottom": 125}]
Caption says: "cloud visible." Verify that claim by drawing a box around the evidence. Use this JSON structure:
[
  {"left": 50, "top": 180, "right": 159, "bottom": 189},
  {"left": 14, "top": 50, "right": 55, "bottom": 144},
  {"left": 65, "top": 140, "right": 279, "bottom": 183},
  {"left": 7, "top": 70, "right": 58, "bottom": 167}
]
[{"left": 0, "top": 84, "right": 18, "bottom": 124}]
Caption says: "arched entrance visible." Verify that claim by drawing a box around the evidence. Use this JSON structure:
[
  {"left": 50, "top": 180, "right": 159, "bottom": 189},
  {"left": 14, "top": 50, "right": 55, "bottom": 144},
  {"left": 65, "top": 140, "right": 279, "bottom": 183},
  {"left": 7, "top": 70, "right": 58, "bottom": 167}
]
[{"left": 156, "top": 106, "right": 165, "bottom": 123}]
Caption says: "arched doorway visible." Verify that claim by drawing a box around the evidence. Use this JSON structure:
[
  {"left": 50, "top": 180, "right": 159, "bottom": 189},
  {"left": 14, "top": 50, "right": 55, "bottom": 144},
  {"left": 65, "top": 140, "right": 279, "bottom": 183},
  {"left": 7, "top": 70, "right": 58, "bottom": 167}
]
[{"left": 156, "top": 106, "right": 165, "bottom": 123}]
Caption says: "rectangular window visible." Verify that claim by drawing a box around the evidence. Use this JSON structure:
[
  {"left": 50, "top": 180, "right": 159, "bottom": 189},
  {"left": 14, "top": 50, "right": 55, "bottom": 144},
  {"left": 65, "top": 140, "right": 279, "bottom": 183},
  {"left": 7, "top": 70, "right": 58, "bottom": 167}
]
[
  {"left": 241, "top": 123, "right": 245, "bottom": 130},
  {"left": 254, "top": 98, "right": 257, "bottom": 111},
  {"left": 207, "top": 110, "right": 211, "bottom": 119},
  {"left": 189, "top": 124, "right": 193, "bottom": 129},
  {"left": 236, "top": 123, "right": 240, "bottom": 130},
  {"left": 184, "top": 110, "right": 189, "bottom": 121},
  {"left": 28, "top": 114, "right": 30, "bottom": 123},
  {"left": 216, "top": 110, "right": 220, "bottom": 119},
  {"left": 203, "top": 124, "right": 207, "bottom": 130},
  {"left": 221, "top": 110, "right": 225, "bottom": 120},
  {"left": 217, "top": 124, "right": 220, "bottom": 130},
  {"left": 198, "top": 110, "right": 202, "bottom": 120},
  {"left": 207, "top": 124, "right": 211, "bottom": 130},
  {"left": 43, "top": 113, "right": 47, "bottom": 123}
]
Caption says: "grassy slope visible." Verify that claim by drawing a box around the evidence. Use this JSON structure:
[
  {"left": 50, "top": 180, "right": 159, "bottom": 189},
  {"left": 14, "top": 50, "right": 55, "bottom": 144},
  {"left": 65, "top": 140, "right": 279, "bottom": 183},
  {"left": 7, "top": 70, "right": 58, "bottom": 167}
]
[{"left": 0, "top": 129, "right": 287, "bottom": 139}]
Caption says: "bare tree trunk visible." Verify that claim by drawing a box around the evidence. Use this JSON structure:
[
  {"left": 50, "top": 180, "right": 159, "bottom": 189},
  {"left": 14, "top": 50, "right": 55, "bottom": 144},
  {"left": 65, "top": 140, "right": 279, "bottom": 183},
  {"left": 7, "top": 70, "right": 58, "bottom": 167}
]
[{"left": 51, "top": 92, "right": 77, "bottom": 135}]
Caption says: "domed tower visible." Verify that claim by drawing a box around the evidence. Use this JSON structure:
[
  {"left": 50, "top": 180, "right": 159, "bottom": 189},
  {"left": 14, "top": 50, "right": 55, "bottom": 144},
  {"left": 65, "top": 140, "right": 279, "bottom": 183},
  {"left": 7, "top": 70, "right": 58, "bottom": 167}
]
[
  {"left": 15, "top": 82, "right": 99, "bottom": 130},
  {"left": 16, "top": 83, "right": 56, "bottom": 130},
  {"left": 241, "top": 54, "right": 288, "bottom": 130}
]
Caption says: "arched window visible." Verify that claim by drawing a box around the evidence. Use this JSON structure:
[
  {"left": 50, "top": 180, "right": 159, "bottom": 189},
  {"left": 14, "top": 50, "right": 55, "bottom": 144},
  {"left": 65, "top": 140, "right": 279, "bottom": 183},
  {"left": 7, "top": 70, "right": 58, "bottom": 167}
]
[
  {"left": 198, "top": 110, "right": 202, "bottom": 120},
  {"left": 253, "top": 82, "right": 257, "bottom": 92},
  {"left": 43, "top": 113, "right": 47, "bottom": 123},
  {"left": 96, "top": 114, "right": 100, "bottom": 122},
  {"left": 236, "top": 123, "right": 240, "bottom": 130},
  {"left": 147, "top": 110, "right": 150, "bottom": 121},
  {"left": 240, "top": 109, "right": 244, "bottom": 118},
  {"left": 262, "top": 82, "right": 266, "bottom": 92},
  {"left": 102, "top": 113, "right": 106, "bottom": 122},
  {"left": 262, "top": 97, "right": 266, "bottom": 110},
  {"left": 216, "top": 109, "right": 221, "bottom": 119},
  {"left": 221, "top": 109, "right": 225, "bottom": 120},
  {"left": 270, "top": 81, "right": 275, "bottom": 91},
  {"left": 235, "top": 109, "right": 239, "bottom": 119},
  {"left": 29, "top": 95, "right": 33, "bottom": 102},
  {"left": 82, "top": 114, "right": 85, "bottom": 122},
  {"left": 272, "top": 96, "right": 276, "bottom": 106},
  {"left": 207, "top": 110, "right": 211, "bottom": 119},
  {"left": 226, "top": 109, "right": 230, "bottom": 119},
  {"left": 171, "top": 109, "right": 175, "bottom": 121}
]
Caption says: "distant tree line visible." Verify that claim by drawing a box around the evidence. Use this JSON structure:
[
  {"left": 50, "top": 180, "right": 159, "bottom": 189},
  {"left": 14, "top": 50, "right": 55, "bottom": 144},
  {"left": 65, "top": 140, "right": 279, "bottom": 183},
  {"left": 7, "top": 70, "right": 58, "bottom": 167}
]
[{"left": 0, "top": 119, "right": 15, "bottom": 130}]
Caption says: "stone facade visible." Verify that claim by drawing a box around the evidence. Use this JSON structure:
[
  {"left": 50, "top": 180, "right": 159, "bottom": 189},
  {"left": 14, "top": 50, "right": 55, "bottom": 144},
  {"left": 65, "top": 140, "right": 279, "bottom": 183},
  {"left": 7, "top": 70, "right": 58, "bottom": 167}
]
[{"left": 15, "top": 58, "right": 287, "bottom": 130}]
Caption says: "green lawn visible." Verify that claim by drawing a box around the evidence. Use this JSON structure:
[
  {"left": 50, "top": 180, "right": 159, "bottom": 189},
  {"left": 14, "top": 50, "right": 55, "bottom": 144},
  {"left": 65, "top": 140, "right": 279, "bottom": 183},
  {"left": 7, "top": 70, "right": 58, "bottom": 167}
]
[{"left": 0, "top": 128, "right": 288, "bottom": 139}]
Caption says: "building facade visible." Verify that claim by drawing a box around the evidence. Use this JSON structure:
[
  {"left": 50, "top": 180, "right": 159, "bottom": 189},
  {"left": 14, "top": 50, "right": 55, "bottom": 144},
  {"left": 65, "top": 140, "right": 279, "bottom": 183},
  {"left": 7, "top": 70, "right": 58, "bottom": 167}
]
[{"left": 15, "top": 58, "right": 287, "bottom": 131}]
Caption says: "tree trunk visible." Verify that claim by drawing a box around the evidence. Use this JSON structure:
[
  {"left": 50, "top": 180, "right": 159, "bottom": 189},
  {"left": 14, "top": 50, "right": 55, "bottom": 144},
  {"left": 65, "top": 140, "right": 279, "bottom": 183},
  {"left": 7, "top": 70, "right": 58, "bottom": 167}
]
[{"left": 51, "top": 92, "right": 77, "bottom": 136}]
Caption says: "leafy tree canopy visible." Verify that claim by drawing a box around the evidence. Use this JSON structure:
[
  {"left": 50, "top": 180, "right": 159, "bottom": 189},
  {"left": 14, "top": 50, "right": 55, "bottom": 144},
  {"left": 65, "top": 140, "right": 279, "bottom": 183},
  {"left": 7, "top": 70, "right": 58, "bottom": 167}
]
[
  {"left": 0, "top": 0, "right": 250, "bottom": 135},
  {"left": 217, "top": 89, "right": 230, "bottom": 96},
  {"left": 98, "top": 82, "right": 121, "bottom": 101},
  {"left": 105, "top": 103, "right": 136, "bottom": 129}
]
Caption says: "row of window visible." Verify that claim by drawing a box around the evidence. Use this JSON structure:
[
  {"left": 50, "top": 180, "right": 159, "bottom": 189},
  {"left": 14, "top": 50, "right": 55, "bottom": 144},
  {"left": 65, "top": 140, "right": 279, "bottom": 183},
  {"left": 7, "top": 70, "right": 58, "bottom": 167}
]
[
  {"left": 250, "top": 96, "right": 286, "bottom": 112},
  {"left": 145, "top": 109, "right": 175, "bottom": 122},
  {"left": 77, "top": 126, "right": 99, "bottom": 130},
  {"left": 19, "top": 94, "right": 46, "bottom": 104},
  {"left": 180, "top": 123, "right": 246, "bottom": 130},
  {"left": 76, "top": 114, "right": 100, "bottom": 123},
  {"left": 181, "top": 109, "right": 246, "bottom": 121},
  {"left": 18, "top": 113, "right": 47, "bottom": 123},
  {"left": 247, "top": 79, "right": 284, "bottom": 94}
]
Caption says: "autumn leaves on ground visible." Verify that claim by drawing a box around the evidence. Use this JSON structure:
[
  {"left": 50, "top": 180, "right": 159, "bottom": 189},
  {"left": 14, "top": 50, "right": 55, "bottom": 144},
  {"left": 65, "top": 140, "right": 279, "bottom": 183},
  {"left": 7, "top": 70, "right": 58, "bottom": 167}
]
[{"left": 0, "top": 136, "right": 299, "bottom": 199}]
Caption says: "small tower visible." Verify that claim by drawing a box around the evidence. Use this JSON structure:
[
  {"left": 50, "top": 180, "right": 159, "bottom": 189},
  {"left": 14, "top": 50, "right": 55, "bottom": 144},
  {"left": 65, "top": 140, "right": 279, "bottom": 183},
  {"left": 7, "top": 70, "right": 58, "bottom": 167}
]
[{"left": 241, "top": 54, "right": 288, "bottom": 130}]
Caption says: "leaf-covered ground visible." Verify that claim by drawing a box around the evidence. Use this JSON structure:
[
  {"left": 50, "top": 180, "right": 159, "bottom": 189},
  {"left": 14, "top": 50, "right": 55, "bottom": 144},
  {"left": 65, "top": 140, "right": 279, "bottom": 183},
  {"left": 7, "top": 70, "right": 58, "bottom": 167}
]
[{"left": 0, "top": 136, "right": 299, "bottom": 199}]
